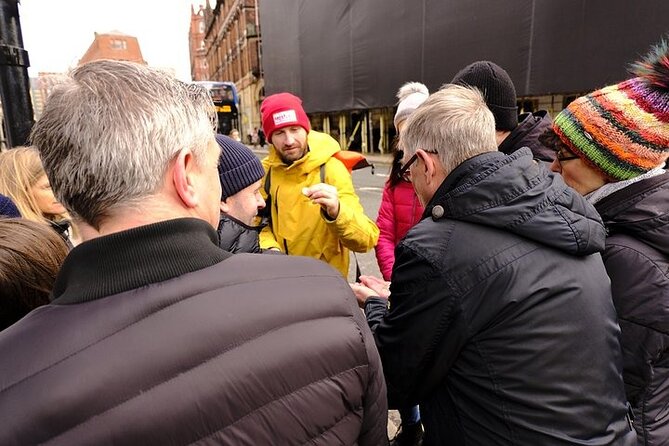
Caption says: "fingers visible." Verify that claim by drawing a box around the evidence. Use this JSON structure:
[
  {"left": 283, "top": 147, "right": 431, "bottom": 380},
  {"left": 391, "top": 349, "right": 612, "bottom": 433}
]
[
  {"left": 359, "top": 275, "right": 390, "bottom": 289},
  {"left": 358, "top": 276, "right": 376, "bottom": 287},
  {"left": 303, "top": 183, "right": 340, "bottom": 219},
  {"left": 357, "top": 276, "right": 390, "bottom": 298},
  {"left": 350, "top": 282, "right": 376, "bottom": 308},
  {"left": 302, "top": 183, "right": 338, "bottom": 200}
]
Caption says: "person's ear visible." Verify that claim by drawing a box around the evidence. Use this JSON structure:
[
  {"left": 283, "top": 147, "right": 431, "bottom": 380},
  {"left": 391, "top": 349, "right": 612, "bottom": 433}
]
[
  {"left": 220, "top": 199, "right": 230, "bottom": 214},
  {"left": 416, "top": 149, "right": 437, "bottom": 184},
  {"left": 172, "top": 148, "right": 199, "bottom": 208}
]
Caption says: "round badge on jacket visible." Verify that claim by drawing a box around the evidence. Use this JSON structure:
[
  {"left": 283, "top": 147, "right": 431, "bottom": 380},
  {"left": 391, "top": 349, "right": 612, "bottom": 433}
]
[{"left": 432, "top": 205, "right": 445, "bottom": 220}]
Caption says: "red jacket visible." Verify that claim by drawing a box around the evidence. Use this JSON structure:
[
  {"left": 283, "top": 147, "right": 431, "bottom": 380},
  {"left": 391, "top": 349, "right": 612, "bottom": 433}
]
[{"left": 375, "top": 180, "right": 424, "bottom": 280}]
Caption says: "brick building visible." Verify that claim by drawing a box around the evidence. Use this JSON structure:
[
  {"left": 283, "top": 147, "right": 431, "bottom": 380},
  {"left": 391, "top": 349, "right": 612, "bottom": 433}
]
[
  {"left": 79, "top": 31, "right": 146, "bottom": 66},
  {"left": 191, "top": 0, "right": 262, "bottom": 140},
  {"left": 189, "top": 5, "right": 208, "bottom": 81}
]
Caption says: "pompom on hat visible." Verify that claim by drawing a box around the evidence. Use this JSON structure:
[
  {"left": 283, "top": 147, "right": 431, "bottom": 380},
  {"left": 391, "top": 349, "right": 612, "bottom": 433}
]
[
  {"left": 260, "top": 92, "right": 311, "bottom": 142},
  {"left": 216, "top": 134, "right": 265, "bottom": 200},
  {"left": 394, "top": 82, "right": 429, "bottom": 129},
  {"left": 552, "top": 38, "right": 669, "bottom": 181}
]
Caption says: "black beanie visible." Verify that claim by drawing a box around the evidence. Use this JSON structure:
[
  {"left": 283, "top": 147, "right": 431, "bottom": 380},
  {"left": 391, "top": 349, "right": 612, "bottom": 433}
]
[
  {"left": 216, "top": 134, "right": 265, "bottom": 199},
  {"left": 450, "top": 61, "right": 518, "bottom": 131}
]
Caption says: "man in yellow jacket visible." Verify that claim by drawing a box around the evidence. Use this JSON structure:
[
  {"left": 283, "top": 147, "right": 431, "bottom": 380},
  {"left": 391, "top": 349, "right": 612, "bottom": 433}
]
[{"left": 259, "top": 92, "right": 379, "bottom": 277}]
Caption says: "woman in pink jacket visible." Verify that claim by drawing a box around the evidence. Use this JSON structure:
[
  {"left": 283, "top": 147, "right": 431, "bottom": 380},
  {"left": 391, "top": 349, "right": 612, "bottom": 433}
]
[
  {"left": 375, "top": 82, "right": 428, "bottom": 281},
  {"left": 374, "top": 82, "right": 428, "bottom": 446}
]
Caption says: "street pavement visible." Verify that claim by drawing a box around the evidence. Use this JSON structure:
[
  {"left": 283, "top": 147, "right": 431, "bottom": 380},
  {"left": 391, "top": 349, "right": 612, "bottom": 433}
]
[{"left": 250, "top": 146, "right": 402, "bottom": 438}]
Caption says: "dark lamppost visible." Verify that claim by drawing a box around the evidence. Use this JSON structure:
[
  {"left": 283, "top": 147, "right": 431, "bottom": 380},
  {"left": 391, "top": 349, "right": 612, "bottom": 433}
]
[{"left": 0, "top": 0, "right": 33, "bottom": 148}]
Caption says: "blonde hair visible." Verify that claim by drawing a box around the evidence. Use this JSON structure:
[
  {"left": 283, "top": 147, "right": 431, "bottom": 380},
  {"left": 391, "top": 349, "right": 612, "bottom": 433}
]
[{"left": 0, "top": 147, "right": 69, "bottom": 224}]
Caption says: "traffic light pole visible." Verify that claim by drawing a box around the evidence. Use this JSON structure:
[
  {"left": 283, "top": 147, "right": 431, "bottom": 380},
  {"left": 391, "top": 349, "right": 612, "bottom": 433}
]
[{"left": 0, "top": 0, "right": 33, "bottom": 148}]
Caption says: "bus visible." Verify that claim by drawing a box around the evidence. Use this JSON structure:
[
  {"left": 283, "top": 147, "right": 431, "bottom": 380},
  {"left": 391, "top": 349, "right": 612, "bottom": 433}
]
[{"left": 193, "top": 81, "right": 239, "bottom": 137}]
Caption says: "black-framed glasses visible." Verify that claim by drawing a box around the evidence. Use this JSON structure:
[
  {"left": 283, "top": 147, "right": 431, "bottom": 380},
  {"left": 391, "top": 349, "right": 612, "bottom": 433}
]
[
  {"left": 555, "top": 148, "right": 579, "bottom": 162},
  {"left": 398, "top": 153, "right": 418, "bottom": 182}
]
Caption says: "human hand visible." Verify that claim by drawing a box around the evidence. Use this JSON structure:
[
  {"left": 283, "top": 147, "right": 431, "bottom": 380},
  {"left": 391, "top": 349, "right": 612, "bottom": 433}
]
[
  {"left": 302, "top": 183, "right": 340, "bottom": 219},
  {"left": 358, "top": 275, "right": 391, "bottom": 299},
  {"left": 350, "top": 282, "right": 381, "bottom": 308}
]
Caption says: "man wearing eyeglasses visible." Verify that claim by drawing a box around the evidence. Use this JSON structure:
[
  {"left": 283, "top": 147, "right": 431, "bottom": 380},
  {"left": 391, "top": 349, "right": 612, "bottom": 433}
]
[{"left": 351, "top": 85, "right": 636, "bottom": 445}]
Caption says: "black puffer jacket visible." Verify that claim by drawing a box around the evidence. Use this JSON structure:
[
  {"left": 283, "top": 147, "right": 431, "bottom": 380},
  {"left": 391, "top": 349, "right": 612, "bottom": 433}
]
[
  {"left": 366, "top": 149, "right": 636, "bottom": 445},
  {"left": 594, "top": 173, "right": 669, "bottom": 446},
  {"left": 0, "top": 218, "right": 388, "bottom": 445},
  {"left": 217, "top": 214, "right": 262, "bottom": 253},
  {"left": 498, "top": 110, "right": 555, "bottom": 162}
]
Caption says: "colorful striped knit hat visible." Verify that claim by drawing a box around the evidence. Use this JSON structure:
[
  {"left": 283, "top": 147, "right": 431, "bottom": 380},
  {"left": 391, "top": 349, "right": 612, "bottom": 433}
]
[{"left": 553, "top": 39, "right": 669, "bottom": 181}]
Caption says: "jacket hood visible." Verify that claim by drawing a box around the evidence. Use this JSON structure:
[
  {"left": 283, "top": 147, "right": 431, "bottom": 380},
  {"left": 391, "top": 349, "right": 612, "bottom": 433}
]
[
  {"left": 595, "top": 172, "right": 669, "bottom": 257},
  {"left": 428, "top": 148, "right": 605, "bottom": 256},
  {"left": 498, "top": 110, "right": 555, "bottom": 162},
  {"left": 265, "top": 131, "right": 340, "bottom": 172}
]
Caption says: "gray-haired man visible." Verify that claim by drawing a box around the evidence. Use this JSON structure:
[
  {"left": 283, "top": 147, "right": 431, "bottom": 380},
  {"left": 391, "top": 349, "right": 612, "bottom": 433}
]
[
  {"left": 0, "top": 60, "right": 387, "bottom": 446},
  {"left": 352, "top": 85, "right": 635, "bottom": 445}
]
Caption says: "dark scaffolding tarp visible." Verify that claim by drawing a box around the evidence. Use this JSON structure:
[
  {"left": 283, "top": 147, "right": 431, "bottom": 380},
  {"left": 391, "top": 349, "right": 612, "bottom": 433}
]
[{"left": 258, "top": 0, "right": 669, "bottom": 113}]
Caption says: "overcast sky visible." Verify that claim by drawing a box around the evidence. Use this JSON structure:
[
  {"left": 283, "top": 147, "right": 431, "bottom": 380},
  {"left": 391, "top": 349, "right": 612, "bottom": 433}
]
[{"left": 18, "top": 0, "right": 201, "bottom": 81}]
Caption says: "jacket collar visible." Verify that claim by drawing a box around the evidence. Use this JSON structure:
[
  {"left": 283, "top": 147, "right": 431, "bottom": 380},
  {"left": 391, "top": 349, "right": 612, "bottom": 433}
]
[
  {"left": 497, "top": 110, "right": 555, "bottom": 162},
  {"left": 594, "top": 172, "right": 669, "bottom": 256},
  {"left": 594, "top": 171, "right": 669, "bottom": 216},
  {"left": 52, "top": 218, "right": 231, "bottom": 305},
  {"left": 423, "top": 150, "right": 501, "bottom": 218},
  {"left": 423, "top": 148, "right": 606, "bottom": 256}
]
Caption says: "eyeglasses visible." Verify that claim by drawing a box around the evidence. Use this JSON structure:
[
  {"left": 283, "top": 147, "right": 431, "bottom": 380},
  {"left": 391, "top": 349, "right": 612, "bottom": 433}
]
[
  {"left": 398, "top": 151, "right": 440, "bottom": 182},
  {"left": 398, "top": 153, "right": 418, "bottom": 182},
  {"left": 555, "top": 147, "right": 579, "bottom": 163}
]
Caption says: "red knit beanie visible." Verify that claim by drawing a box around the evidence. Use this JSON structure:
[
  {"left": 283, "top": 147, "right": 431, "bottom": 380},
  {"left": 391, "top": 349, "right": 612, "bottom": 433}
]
[{"left": 260, "top": 93, "right": 311, "bottom": 142}]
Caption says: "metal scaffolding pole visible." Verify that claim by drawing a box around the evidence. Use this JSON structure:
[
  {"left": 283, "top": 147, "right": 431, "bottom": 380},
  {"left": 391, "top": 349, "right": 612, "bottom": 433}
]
[{"left": 0, "top": 0, "right": 33, "bottom": 149}]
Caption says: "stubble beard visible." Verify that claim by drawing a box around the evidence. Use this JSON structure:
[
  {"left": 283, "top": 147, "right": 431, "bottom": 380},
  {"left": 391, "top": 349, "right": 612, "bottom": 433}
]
[{"left": 278, "top": 146, "right": 307, "bottom": 165}]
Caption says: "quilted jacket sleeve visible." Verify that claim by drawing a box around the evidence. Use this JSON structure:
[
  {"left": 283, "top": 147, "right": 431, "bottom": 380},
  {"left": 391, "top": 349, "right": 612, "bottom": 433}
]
[
  {"left": 348, "top": 294, "right": 389, "bottom": 446},
  {"left": 324, "top": 158, "right": 379, "bottom": 253},
  {"left": 602, "top": 240, "right": 669, "bottom": 445},
  {"left": 375, "top": 184, "right": 397, "bottom": 281},
  {"left": 365, "top": 241, "right": 466, "bottom": 409}
]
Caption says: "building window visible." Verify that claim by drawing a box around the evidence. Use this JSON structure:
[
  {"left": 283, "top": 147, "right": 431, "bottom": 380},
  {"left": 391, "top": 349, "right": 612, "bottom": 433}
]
[
  {"left": 199, "top": 21, "right": 205, "bottom": 33},
  {"left": 111, "top": 39, "right": 127, "bottom": 50},
  {"left": 517, "top": 98, "right": 538, "bottom": 113},
  {"left": 246, "top": 23, "right": 257, "bottom": 38}
]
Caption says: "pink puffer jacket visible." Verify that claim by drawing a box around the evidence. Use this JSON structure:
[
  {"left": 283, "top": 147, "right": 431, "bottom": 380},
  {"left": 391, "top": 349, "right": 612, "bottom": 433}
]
[{"left": 375, "top": 181, "right": 424, "bottom": 280}]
